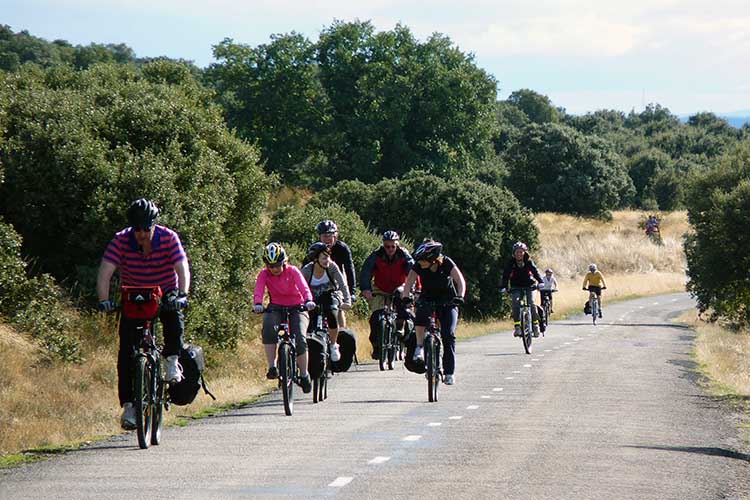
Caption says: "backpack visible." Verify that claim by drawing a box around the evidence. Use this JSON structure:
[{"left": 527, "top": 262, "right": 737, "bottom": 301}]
[
  {"left": 584, "top": 300, "right": 591, "bottom": 315},
  {"left": 330, "top": 328, "right": 357, "bottom": 372},
  {"left": 167, "top": 344, "right": 216, "bottom": 406}
]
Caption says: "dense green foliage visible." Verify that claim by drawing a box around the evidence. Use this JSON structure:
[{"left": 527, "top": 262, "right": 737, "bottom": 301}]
[
  {"left": 313, "top": 175, "right": 538, "bottom": 317},
  {"left": 0, "top": 24, "right": 137, "bottom": 71},
  {"left": 685, "top": 146, "right": 750, "bottom": 328},
  {"left": 3, "top": 21, "right": 750, "bottom": 349},
  {"left": 0, "top": 61, "right": 271, "bottom": 349},
  {"left": 504, "top": 123, "right": 634, "bottom": 217},
  {"left": 206, "top": 21, "right": 497, "bottom": 185}
]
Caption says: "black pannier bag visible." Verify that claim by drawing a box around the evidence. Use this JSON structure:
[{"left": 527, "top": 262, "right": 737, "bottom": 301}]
[
  {"left": 330, "top": 328, "right": 357, "bottom": 372},
  {"left": 584, "top": 300, "right": 591, "bottom": 315},
  {"left": 306, "top": 331, "right": 327, "bottom": 380},
  {"left": 403, "top": 322, "right": 426, "bottom": 374},
  {"left": 167, "top": 344, "right": 216, "bottom": 405}
]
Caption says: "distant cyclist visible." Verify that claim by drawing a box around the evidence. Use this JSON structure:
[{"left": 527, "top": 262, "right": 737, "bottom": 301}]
[
  {"left": 301, "top": 242, "right": 351, "bottom": 362},
  {"left": 316, "top": 220, "right": 356, "bottom": 329},
  {"left": 539, "top": 268, "right": 558, "bottom": 313},
  {"left": 500, "top": 242, "right": 543, "bottom": 337},
  {"left": 360, "top": 230, "right": 414, "bottom": 359},
  {"left": 253, "top": 242, "right": 315, "bottom": 394},
  {"left": 96, "top": 198, "right": 190, "bottom": 429},
  {"left": 401, "top": 240, "right": 466, "bottom": 386},
  {"left": 582, "top": 263, "right": 607, "bottom": 318}
]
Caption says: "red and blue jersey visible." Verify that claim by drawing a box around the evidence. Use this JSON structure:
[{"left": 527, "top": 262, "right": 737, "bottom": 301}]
[{"left": 102, "top": 225, "right": 187, "bottom": 292}]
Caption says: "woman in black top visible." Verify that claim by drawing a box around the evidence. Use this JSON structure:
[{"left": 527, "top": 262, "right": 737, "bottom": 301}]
[
  {"left": 500, "top": 241, "right": 543, "bottom": 337},
  {"left": 401, "top": 240, "right": 466, "bottom": 385}
]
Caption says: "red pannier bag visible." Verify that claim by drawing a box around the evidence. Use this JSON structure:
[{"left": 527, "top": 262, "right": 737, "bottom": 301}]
[{"left": 121, "top": 286, "right": 162, "bottom": 320}]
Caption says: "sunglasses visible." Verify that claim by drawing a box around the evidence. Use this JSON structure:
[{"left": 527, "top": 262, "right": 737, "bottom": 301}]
[
  {"left": 383, "top": 244, "right": 397, "bottom": 249},
  {"left": 267, "top": 262, "right": 284, "bottom": 269},
  {"left": 133, "top": 225, "right": 153, "bottom": 233}
]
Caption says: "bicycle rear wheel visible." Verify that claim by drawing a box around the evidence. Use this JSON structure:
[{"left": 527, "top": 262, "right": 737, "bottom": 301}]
[
  {"left": 134, "top": 355, "right": 153, "bottom": 449},
  {"left": 425, "top": 336, "right": 439, "bottom": 402},
  {"left": 278, "top": 343, "right": 294, "bottom": 415},
  {"left": 150, "top": 356, "right": 164, "bottom": 445},
  {"left": 522, "top": 308, "right": 533, "bottom": 354}
]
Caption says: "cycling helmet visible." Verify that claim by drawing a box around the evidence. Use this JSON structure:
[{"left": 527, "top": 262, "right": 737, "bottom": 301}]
[
  {"left": 512, "top": 241, "right": 528, "bottom": 253},
  {"left": 127, "top": 198, "right": 159, "bottom": 229},
  {"left": 316, "top": 219, "right": 338, "bottom": 235},
  {"left": 306, "top": 241, "right": 330, "bottom": 262},
  {"left": 413, "top": 240, "right": 443, "bottom": 262},
  {"left": 545, "top": 268, "right": 553, "bottom": 274},
  {"left": 589, "top": 263, "right": 597, "bottom": 272},
  {"left": 262, "top": 242, "right": 287, "bottom": 266},
  {"left": 382, "top": 230, "right": 400, "bottom": 241}
]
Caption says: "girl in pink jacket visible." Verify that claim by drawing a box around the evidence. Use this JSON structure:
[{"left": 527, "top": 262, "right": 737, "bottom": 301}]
[{"left": 253, "top": 242, "right": 315, "bottom": 393}]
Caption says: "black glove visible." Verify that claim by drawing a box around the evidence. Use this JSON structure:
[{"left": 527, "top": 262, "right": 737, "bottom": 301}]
[
  {"left": 401, "top": 295, "right": 414, "bottom": 306},
  {"left": 452, "top": 296, "right": 465, "bottom": 306},
  {"left": 98, "top": 299, "right": 116, "bottom": 312},
  {"left": 164, "top": 292, "right": 189, "bottom": 311}
]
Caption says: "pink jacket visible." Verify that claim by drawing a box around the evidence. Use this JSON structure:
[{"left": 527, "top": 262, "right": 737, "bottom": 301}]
[{"left": 253, "top": 265, "right": 313, "bottom": 306}]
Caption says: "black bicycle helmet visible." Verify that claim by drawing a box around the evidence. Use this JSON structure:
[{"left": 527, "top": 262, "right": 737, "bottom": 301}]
[
  {"left": 262, "top": 242, "right": 287, "bottom": 265},
  {"left": 306, "top": 241, "right": 330, "bottom": 262},
  {"left": 127, "top": 198, "right": 159, "bottom": 229},
  {"left": 315, "top": 219, "right": 338, "bottom": 235},
  {"left": 382, "top": 230, "right": 400, "bottom": 241},
  {"left": 413, "top": 240, "right": 443, "bottom": 262}
]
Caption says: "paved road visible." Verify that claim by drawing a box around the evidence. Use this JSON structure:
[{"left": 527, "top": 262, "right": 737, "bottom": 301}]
[{"left": 1, "top": 293, "right": 749, "bottom": 499}]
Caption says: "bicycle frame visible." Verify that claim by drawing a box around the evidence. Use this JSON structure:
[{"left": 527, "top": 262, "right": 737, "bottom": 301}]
[
  {"left": 121, "top": 289, "right": 165, "bottom": 450},
  {"left": 309, "top": 305, "right": 331, "bottom": 403},
  {"left": 266, "top": 305, "right": 304, "bottom": 415}
]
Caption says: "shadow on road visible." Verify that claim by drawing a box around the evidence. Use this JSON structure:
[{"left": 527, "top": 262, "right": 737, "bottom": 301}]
[
  {"left": 340, "top": 399, "right": 414, "bottom": 404},
  {"left": 625, "top": 445, "right": 749, "bottom": 461}
]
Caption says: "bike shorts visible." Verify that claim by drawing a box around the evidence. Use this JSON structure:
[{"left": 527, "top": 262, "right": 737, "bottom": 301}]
[
  {"left": 588, "top": 286, "right": 602, "bottom": 296},
  {"left": 262, "top": 307, "right": 309, "bottom": 355}
]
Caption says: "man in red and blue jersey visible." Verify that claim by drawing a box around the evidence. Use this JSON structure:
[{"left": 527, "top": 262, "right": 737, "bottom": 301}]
[{"left": 96, "top": 198, "right": 191, "bottom": 429}]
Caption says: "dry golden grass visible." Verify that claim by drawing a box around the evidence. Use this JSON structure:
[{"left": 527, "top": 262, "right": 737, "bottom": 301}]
[
  {"left": 0, "top": 209, "right": 693, "bottom": 459},
  {"left": 680, "top": 312, "right": 750, "bottom": 396}
]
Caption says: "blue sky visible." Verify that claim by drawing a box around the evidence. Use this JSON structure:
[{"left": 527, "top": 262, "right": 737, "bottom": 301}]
[{"left": 4, "top": 0, "right": 750, "bottom": 115}]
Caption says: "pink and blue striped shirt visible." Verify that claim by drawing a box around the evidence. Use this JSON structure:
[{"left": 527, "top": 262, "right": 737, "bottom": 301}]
[{"left": 102, "top": 225, "right": 187, "bottom": 292}]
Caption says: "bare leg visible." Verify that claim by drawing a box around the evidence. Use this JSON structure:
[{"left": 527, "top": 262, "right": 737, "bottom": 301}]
[
  {"left": 337, "top": 309, "right": 347, "bottom": 329},
  {"left": 415, "top": 325, "right": 426, "bottom": 346},
  {"left": 328, "top": 327, "right": 339, "bottom": 344},
  {"left": 296, "top": 352, "right": 309, "bottom": 377},
  {"left": 264, "top": 344, "right": 277, "bottom": 367}
]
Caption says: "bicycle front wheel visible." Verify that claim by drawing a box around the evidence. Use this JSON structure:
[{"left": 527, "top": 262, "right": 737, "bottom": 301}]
[
  {"left": 425, "top": 336, "right": 439, "bottom": 402},
  {"left": 150, "top": 356, "right": 164, "bottom": 445},
  {"left": 386, "top": 320, "right": 396, "bottom": 370},
  {"left": 278, "top": 343, "right": 294, "bottom": 416},
  {"left": 378, "top": 314, "right": 387, "bottom": 371},
  {"left": 591, "top": 298, "right": 598, "bottom": 325},
  {"left": 522, "top": 308, "right": 533, "bottom": 354},
  {"left": 134, "top": 355, "right": 153, "bottom": 449}
]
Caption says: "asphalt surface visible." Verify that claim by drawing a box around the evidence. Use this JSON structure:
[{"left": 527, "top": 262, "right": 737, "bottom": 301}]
[{"left": 1, "top": 293, "right": 749, "bottom": 499}]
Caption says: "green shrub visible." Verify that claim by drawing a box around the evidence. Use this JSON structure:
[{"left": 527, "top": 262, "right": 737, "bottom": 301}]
[
  {"left": 685, "top": 145, "right": 750, "bottom": 328},
  {"left": 0, "top": 62, "right": 271, "bottom": 349},
  {"left": 314, "top": 174, "right": 538, "bottom": 317}
]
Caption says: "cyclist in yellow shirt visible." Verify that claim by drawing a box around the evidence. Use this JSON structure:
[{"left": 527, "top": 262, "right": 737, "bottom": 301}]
[{"left": 582, "top": 263, "right": 607, "bottom": 318}]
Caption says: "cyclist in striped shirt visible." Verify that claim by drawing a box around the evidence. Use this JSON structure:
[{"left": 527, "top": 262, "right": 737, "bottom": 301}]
[{"left": 96, "top": 198, "right": 191, "bottom": 430}]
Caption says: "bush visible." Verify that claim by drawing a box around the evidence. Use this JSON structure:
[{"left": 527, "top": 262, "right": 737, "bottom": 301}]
[
  {"left": 504, "top": 123, "right": 635, "bottom": 217},
  {"left": 314, "top": 174, "right": 538, "bottom": 317},
  {"left": 685, "top": 146, "right": 750, "bottom": 328},
  {"left": 0, "top": 62, "right": 271, "bottom": 349}
]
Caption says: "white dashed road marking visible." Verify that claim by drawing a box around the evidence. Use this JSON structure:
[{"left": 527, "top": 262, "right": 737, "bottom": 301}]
[
  {"left": 368, "top": 456, "right": 391, "bottom": 465},
  {"left": 467, "top": 405, "right": 479, "bottom": 410},
  {"left": 427, "top": 422, "right": 442, "bottom": 427},
  {"left": 492, "top": 387, "right": 503, "bottom": 392},
  {"left": 505, "top": 376, "right": 515, "bottom": 380},
  {"left": 481, "top": 395, "right": 491, "bottom": 399},
  {"left": 523, "top": 364, "right": 532, "bottom": 368},
  {"left": 402, "top": 435, "right": 422, "bottom": 442},
  {"left": 449, "top": 416, "right": 463, "bottom": 420},
  {"left": 329, "top": 477, "right": 354, "bottom": 487}
]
